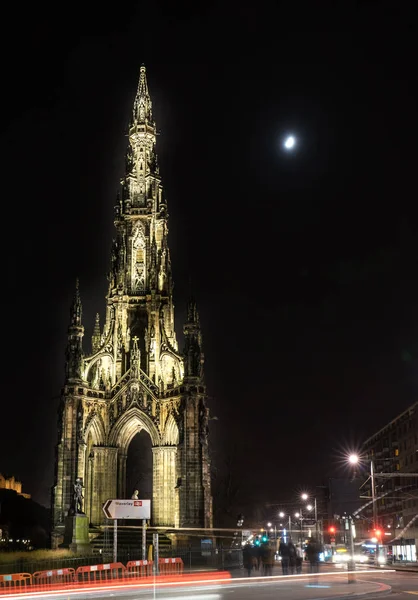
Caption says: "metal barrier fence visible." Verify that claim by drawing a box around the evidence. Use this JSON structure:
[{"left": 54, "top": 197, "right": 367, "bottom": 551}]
[
  {"left": 0, "top": 548, "right": 242, "bottom": 577},
  {"left": 0, "top": 573, "right": 32, "bottom": 591},
  {"left": 159, "top": 557, "right": 184, "bottom": 575},
  {"left": 33, "top": 568, "right": 75, "bottom": 586},
  {"left": 126, "top": 559, "right": 153, "bottom": 577},
  {"left": 0, "top": 557, "right": 186, "bottom": 594},
  {"left": 0, "top": 552, "right": 109, "bottom": 576},
  {"left": 76, "top": 562, "right": 126, "bottom": 583}
]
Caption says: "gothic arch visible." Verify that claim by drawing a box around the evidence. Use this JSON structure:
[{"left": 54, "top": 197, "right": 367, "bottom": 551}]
[
  {"left": 84, "top": 413, "right": 106, "bottom": 446},
  {"left": 84, "top": 352, "right": 114, "bottom": 382},
  {"left": 132, "top": 222, "right": 146, "bottom": 248},
  {"left": 162, "top": 413, "right": 179, "bottom": 445},
  {"left": 108, "top": 406, "right": 161, "bottom": 450}
]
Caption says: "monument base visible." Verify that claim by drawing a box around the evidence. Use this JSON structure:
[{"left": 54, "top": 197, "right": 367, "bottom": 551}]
[{"left": 62, "top": 514, "right": 92, "bottom": 554}]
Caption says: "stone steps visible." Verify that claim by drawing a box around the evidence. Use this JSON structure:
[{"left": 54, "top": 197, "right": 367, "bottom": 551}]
[{"left": 90, "top": 526, "right": 172, "bottom": 558}]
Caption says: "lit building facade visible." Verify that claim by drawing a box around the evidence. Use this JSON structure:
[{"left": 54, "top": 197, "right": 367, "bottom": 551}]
[
  {"left": 0, "top": 474, "right": 31, "bottom": 499},
  {"left": 51, "top": 66, "right": 212, "bottom": 540},
  {"left": 362, "top": 401, "right": 418, "bottom": 560}
]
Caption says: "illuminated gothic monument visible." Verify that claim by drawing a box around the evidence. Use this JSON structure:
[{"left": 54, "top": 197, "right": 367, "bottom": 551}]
[{"left": 52, "top": 66, "right": 212, "bottom": 533}]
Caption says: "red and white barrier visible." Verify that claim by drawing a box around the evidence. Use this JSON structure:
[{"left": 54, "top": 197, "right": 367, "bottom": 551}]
[
  {"left": 0, "top": 573, "right": 32, "bottom": 591},
  {"left": 158, "top": 557, "right": 184, "bottom": 574},
  {"left": 126, "top": 559, "right": 153, "bottom": 577},
  {"left": 32, "top": 567, "right": 76, "bottom": 586},
  {"left": 75, "top": 562, "right": 126, "bottom": 583}
]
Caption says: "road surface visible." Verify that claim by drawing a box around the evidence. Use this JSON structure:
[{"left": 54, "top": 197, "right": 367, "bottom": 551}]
[{"left": 2, "top": 568, "right": 417, "bottom": 599}]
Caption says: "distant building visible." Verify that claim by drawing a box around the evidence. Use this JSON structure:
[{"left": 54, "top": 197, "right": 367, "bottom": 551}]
[
  {"left": 361, "top": 401, "right": 418, "bottom": 561},
  {"left": 0, "top": 474, "right": 31, "bottom": 499}
]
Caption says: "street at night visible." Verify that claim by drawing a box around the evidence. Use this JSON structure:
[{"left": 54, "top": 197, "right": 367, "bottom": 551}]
[
  {"left": 1, "top": 1, "right": 418, "bottom": 595},
  {"left": 3, "top": 570, "right": 418, "bottom": 600}
]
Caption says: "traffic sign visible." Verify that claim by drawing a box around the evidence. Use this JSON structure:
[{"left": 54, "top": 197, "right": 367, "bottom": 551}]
[{"left": 102, "top": 499, "right": 151, "bottom": 520}]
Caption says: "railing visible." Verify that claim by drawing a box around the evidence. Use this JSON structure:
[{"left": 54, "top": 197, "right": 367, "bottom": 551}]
[
  {"left": 0, "top": 573, "right": 32, "bottom": 592},
  {"left": 0, "top": 557, "right": 187, "bottom": 594},
  {"left": 33, "top": 568, "right": 75, "bottom": 586}
]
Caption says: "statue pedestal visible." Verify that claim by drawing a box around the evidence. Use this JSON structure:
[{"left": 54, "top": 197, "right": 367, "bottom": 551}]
[{"left": 63, "top": 514, "right": 91, "bottom": 554}]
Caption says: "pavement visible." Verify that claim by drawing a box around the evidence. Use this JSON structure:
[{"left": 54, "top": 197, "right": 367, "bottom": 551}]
[
  {"left": 390, "top": 562, "right": 418, "bottom": 572},
  {"left": 220, "top": 571, "right": 393, "bottom": 599}
]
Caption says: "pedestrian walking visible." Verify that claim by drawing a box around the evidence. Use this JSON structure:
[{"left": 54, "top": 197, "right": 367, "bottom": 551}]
[
  {"left": 306, "top": 537, "right": 322, "bottom": 574},
  {"left": 295, "top": 543, "right": 303, "bottom": 574},
  {"left": 261, "top": 543, "right": 275, "bottom": 576},
  {"left": 279, "top": 538, "right": 290, "bottom": 575},
  {"left": 288, "top": 538, "right": 297, "bottom": 574},
  {"left": 242, "top": 543, "right": 253, "bottom": 577}
]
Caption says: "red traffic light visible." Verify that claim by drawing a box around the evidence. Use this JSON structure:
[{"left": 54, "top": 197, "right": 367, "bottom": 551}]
[
  {"left": 329, "top": 526, "right": 336, "bottom": 533},
  {"left": 374, "top": 529, "right": 382, "bottom": 537}
]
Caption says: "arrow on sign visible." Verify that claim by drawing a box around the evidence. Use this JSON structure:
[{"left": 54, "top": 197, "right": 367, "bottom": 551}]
[
  {"left": 102, "top": 498, "right": 151, "bottom": 520},
  {"left": 103, "top": 499, "right": 112, "bottom": 519}
]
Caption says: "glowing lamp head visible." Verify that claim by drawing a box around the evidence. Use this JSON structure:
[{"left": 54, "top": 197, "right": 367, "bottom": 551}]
[
  {"left": 348, "top": 454, "right": 359, "bottom": 465},
  {"left": 301, "top": 493, "right": 308, "bottom": 500},
  {"left": 284, "top": 135, "right": 296, "bottom": 150},
  {"left": 279, "top": 512, "right": 285, "bottom": 518}
]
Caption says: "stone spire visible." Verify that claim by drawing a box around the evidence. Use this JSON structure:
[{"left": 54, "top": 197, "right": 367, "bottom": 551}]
[
  {"left": 70, "top": 278, "right": 82, "bottom": 327},
  {"left": 91, "top": 313, "right": 101, "bottom": 354},
  {"left": 183, "top": 297, "right": 204, "bottom": 381},
  {"left": 65, "top": 279, "right": 85, "bottom": 382},
  {"left": 133, "top": 64, "right": 153, "bottom": 124}
]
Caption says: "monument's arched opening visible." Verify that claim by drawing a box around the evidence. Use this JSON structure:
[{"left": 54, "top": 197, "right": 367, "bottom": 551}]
[{"left": 126, "top": 429, "right": 152, "bottom": 500}]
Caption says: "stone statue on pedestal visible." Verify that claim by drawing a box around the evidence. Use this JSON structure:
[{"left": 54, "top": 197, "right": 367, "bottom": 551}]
[
  {"left": 62, "top": 477, "right": 90, "bottom": 554},
  {"left": 68, "top": 478, "right": 85, "bottom": 515}
]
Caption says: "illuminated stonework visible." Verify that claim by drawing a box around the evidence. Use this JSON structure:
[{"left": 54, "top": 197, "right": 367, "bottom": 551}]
[{"left": 52, "top": 66, "right": 212, "bottom": 532}]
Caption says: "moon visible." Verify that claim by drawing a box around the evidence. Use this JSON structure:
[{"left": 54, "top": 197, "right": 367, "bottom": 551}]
[{"left": 284, "top": 135, "right": 296, "bottom": 149}]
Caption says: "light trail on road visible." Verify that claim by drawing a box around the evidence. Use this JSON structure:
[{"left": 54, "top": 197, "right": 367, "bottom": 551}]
[{"left": 0, "top": 569, "right": 398, "bottom": 600}]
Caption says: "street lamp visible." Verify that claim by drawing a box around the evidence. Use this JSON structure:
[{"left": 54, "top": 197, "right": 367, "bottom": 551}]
[
  {"left": 348, "top": 454, "right": 377, "bottom": 531},
  {"left": 295, "top": 511, "right": 303, "bottom": 545},
  {"left": 278, "top": 511, "right": 291, "bottom": 542},
  {"left": 301, "top": 493, "right": 319, "bottom": 542}
]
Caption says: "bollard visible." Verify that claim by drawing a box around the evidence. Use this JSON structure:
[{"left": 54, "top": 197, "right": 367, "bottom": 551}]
[{"left": 347, "top": 560, "right": 356, "bottom": 583}]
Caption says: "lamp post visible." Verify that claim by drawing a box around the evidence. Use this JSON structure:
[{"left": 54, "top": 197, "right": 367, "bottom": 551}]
[
  {"left": 301, "top": 493, "right": 319, "bottom": 542},
  {"left": 348, "top": 454, "right": 377, "bottom": 530},
  {"left": 278, "top": 511, "right": 291, "bottom": 543},
  {"left": 348, "top": 453, "right": 418, "bottom": 565},
  {"left": 295, "top": 511, "right": 303, "bottom": 545}
]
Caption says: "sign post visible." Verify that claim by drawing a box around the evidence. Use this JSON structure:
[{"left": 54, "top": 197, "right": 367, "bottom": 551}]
[
  {"left": 345, "top": 515, "right": 356, "bottom": 583},
  {"left": 102, "top": 499, "right": 151, "bottom": 562},
  {"left": 153, "top": 533, "right": 159, "bottom": 574},
  {"left": 114, "top": 519, "right": 117, "bottom": 563},
  {"left": 142, "top": 519, "right": 147, "bottom": 560}
]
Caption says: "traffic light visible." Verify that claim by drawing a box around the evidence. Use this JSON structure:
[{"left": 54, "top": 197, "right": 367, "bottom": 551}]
[
  {"left": 329, "top": 526, "right": 336, "bottom": 534},
  {"left": 374, "top": 529, "right": 382, "bottom": 538},
  {"left": 261, "top": 535, "right": 268, "bottom": 543},
  {"left": 254, "top": 538, "right": 261, "bottom": 546}
]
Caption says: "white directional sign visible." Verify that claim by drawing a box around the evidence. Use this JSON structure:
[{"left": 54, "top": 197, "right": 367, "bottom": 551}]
[{"left": 102, "top": 499, "right": 151, "bottom": 520}]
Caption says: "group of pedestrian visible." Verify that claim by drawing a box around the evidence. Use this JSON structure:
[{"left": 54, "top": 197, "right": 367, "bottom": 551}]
[
  {"left": 242, "top": 536, "right": 323, "bottom": 577},
  {"left": 305, "top": 537, "right": 322, "bottom": 573},
  {"left": 279, "top": 536, "right": 323, "bottom": 575},
  {"left": 242, "top": 542, "right": 275, "bottom": 577},
  {"left": 278, "top": 538, "right": 303, "bottom": 574}
]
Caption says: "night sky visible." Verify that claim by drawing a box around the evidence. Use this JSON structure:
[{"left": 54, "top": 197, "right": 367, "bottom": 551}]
[{"left": 1, "top": 2, "right": 418, "bottom": 512}]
